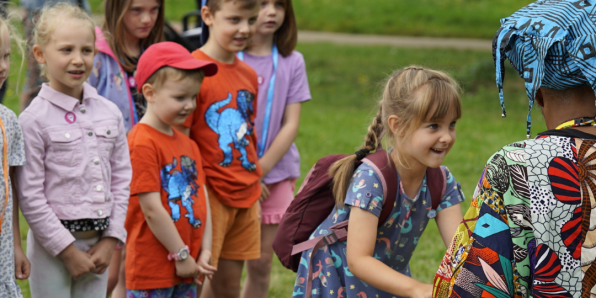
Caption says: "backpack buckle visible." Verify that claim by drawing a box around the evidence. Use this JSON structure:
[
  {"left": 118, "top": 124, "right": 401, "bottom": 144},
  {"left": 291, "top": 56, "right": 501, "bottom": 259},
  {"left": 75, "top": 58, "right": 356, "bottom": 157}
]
[{"left": 323, "top": 232, "right": 339, "bottom": 245}]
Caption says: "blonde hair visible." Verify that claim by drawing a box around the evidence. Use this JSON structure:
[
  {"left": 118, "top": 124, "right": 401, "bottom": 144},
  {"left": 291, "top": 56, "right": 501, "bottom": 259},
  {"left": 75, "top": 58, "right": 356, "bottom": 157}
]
[
  {"left": 329, "top": 66, "right": 462, "bottom": 206},
  {"left": 103, "top": 0, "right": 165, "bottom": 73},
  {"left": 144, "top": 67, "right": 205, "bottom": 91},
  {"left": 33, "top": 3, "right": 95, "bottom": 77},
  {"left": 0, "top": 8, "right": 26, "bottom": 95}
]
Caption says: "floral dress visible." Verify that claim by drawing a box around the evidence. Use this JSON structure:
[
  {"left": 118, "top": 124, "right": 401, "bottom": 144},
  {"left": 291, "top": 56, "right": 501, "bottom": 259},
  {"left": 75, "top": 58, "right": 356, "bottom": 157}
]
[
  {"left": 293, "top": 163, "right": 464, "bottom": 298},
  {"left": 0, "top": 105, "right": 26, "bottom": 298},
  {"left": 433, "top": 130, "right": 596, "bottom": 298}
]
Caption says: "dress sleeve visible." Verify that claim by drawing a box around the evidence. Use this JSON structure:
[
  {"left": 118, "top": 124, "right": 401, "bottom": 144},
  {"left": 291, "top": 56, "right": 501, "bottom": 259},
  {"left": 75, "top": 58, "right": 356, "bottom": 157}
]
[
  {"left": 436, "top": 166, "right": 465, "bottom": 212},
  {"left": 344, "top": 164, "right": 384, "bottom": 217}
]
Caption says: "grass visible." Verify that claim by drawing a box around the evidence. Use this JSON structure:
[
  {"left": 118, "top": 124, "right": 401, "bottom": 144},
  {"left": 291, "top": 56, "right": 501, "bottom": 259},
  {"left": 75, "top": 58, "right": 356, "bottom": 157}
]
[{"left": 3, "top": 39, "right": 545, "bottom": 297}]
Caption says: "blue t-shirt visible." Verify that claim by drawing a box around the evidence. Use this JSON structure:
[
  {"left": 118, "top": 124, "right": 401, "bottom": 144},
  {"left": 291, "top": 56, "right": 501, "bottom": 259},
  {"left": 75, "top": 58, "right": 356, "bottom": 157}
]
[{"left": 292, "top": 163, "right": 464, "bottom": 298}]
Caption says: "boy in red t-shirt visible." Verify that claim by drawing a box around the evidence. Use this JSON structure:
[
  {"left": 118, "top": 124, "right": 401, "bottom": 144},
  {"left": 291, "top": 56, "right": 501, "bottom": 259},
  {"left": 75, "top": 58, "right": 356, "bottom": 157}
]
[
  {"left": 180, "top": 0, "right": 263, "bottom": 297},
  {"left": 125, "top": 42, "right": 219, "bottom": 297}
]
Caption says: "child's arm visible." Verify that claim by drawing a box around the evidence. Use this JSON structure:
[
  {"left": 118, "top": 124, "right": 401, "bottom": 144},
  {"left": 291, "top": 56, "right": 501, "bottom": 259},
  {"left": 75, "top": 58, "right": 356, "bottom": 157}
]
[
  {"left": 11, "top": 167, "right": 30, "bottom": 280},
  {"left": 138, "top": 191, "right": 200, "bottom": 279},
  {"left": 196, "top": 186, "right": 216, "bottom": 284},
  {"left": 435, "top": 205, "right": 463, "bottom": 248},
  {"left": 258, "top": 103, "right": 301, "bottom": 176},
  {"left": 346, "top": 208, "right": 432, "bottom": 298}
]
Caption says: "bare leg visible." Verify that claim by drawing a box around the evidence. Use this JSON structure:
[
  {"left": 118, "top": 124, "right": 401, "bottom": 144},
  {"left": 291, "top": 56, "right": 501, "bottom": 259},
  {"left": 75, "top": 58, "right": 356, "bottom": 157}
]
[
  {"left": 111, "top": 248, "right": 127, "bottom": 298},
  {"left": 200, "top": 258, "right": 244, "bottom": 298},
  {"left": 106, "top": 249, "right": 121, "bottom": 297},
  {"left": 241, "top": 224, "right": 278, "bottom": 298}
]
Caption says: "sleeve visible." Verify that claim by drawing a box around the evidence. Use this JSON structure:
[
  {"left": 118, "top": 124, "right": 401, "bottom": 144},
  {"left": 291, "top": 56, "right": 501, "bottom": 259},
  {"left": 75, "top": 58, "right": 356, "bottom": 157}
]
[
  {"left": 103, "top": 114, "right": 132, "bottom": 243},
  {"left": 6, "top": 108, "right": 25, "bottom": 166},
  {"left": 344, "top": 164, "right": 384, "bottom": 217},
  {"left": 16, "top": 112, "right": 75, "bottom": 257},
  {"left": 129, "top": 144, "right": 162, "bottom": 196},
  {"left": 432, "top": 155, "right": 518, "bottom": 298},
  {"left": 436, "top": 166, "right": 465, "bottom": 212},
  {"left": 287, "top": 53, "right": 312, "bottom": 105}
]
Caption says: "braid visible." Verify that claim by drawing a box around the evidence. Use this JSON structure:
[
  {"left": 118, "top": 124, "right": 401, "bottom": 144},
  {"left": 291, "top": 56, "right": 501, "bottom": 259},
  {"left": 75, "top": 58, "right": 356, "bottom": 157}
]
[{"left": 362, "top": 103, "right": 384, "bottom": 152}]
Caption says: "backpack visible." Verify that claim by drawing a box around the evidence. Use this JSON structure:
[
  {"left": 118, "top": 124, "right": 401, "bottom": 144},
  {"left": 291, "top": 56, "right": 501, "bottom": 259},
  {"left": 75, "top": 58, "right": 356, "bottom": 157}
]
[{"left": 272, "top": 148, "right": 447, "bottom": 275}]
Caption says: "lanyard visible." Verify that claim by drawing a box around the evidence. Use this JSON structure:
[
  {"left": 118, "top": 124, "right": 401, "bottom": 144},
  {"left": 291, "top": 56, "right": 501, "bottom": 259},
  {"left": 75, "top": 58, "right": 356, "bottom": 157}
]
[
  {"left": 237, "top": 44, "right": 278, "bottom": 158},
  {"left": 0, "top": 116, "right": 10, "bottom": 234}
]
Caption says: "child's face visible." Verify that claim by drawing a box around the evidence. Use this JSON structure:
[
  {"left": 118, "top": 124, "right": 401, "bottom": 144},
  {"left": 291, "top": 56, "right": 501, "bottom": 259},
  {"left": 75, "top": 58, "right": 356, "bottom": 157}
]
[
  {"left": 123, "top": 0, "right": 160, "bottom": 42},
  {"left": 0, "top": 30, "right": 10, "bottom": 89},
  {"left": 204, "top": 1, "right": 260, "bottom": 53},
  {"left": 255, "top": 0, "right": 285, "bottom": 37},
  {"left": 394, "top": 107, "right": 458, "bottom": 169},
  {"left": 145, "top": 77, "right": 200, "bottom": 126},
  {"left": 34, "top": 19, "right": 95, "bottom": 98}
]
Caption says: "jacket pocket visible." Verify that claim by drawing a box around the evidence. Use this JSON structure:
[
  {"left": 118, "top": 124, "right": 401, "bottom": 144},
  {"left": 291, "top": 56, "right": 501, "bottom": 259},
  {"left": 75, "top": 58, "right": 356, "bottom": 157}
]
[
  {"left": 48, "top": 130, "right": 83, "bottom": 166},
  {"left": 95, "top": 126, "right": 118, "bottom": 158}
]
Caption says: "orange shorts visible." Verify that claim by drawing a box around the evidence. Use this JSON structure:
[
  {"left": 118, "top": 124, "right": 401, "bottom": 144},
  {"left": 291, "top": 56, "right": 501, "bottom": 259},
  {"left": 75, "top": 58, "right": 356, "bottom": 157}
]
[{"left": 207, "top": 187, "right": 260, "bottom": 267}]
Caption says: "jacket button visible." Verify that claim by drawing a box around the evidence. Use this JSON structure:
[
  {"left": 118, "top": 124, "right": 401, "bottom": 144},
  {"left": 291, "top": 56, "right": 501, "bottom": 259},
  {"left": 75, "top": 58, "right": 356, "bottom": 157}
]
[
  {"left": 93, "top": 158, "right": 99, "bottom": 165},
  {"left": 97, "top": 210, "right": 103, "bottom": 216},
  {"left": 107, "top": 130, "right": 111, "bottom": 135},
  {"left": 65, "top": 133, "right": 70, "bottom": 139},
  {"left": 96, "top": 185, "right": 103, "bottom": 191},
  {"left": 80, "top": 108, "right": 86, "bottom": 114},
  {"left": 88, "top": 131, "right": 93, "bottom": 137}
]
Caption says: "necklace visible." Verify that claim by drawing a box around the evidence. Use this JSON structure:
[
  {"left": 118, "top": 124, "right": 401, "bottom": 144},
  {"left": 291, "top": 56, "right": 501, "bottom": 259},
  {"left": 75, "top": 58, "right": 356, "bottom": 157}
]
[{"left": 556, "top": 116, "right": 596, "bottom": 130}]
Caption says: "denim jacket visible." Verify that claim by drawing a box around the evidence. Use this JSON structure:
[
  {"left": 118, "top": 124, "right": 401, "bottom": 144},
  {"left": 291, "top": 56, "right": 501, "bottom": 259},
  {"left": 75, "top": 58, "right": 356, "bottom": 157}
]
[
  {"left": 88, "top": 27, "right": 136, "bottom": 132},
  {"left": 16, "top": 83, "right": 132, "bottom": 257}
]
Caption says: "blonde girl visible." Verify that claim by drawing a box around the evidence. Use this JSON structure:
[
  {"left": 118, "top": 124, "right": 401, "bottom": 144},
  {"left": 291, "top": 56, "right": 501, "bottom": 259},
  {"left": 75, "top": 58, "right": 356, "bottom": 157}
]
[
  {"left": 292, "top": 67, "right": 465, "bottom": 298},
  {"left": 16, "top": 4, "right": 131, "bottom": 298},
  {"left": 0, "top": 12, "right": 29, "bottom": 298},
  {"left": 235, "top": 1, "right": 310, "bottom": 297}
]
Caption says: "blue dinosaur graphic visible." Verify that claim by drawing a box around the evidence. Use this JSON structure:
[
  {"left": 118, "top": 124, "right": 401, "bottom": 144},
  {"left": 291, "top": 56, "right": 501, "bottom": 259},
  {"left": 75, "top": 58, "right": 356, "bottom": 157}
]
[
  {"left": 205, "top": 90, "right": 257, "bottom": 171},
  {"left": 160, "top": 156, "right": 202, "bottom": 228}
]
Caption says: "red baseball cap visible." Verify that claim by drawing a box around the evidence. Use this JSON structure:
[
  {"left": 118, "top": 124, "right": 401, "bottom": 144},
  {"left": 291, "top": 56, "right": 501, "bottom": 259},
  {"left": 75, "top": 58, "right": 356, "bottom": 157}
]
[{"left": 136, "top": 42, "right": 218, "bottom": 91}]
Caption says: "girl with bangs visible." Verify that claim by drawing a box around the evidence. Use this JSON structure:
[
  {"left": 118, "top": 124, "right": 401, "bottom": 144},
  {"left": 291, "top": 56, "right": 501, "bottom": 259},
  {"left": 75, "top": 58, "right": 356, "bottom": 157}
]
[
  {"left": 234, "top": 1, "right": 311, "bottom": 297},
  {"left": 86, "top": 1, "right": 164, "bottom": 297},
  {"left": 292, "top": 67, "right": 464, "bottom": 298}
]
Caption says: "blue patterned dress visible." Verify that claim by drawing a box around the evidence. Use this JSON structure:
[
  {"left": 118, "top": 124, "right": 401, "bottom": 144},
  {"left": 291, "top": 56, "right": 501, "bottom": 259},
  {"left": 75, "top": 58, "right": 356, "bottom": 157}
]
[
  {"left": 0, "top": 105, "right": 26, "bottom": 298},
  {"left": 293, "top": 163, "right": 464, "bottom": 298}
]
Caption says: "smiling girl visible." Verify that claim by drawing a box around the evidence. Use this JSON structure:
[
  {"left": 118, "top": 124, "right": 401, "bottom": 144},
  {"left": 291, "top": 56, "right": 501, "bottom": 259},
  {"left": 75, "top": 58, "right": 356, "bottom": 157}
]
[
  {"left": 292, "top": 67, "right": 465, "bottom": 298},
  {"left": 16, "top": 4, "right": 131, "bottom": 298}
]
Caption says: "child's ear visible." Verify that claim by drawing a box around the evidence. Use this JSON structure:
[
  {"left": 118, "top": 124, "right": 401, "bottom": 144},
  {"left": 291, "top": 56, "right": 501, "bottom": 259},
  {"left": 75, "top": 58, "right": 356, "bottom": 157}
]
[
  {"left": 201, "top": 6, "right": 214, "bottom": 26},
  {"left": 32, "top": 45, "right": 45, "bottom": 64},
  {"left": 142, "top": 83, "right": 156, "bottom": 103},
  {"left": 387, "top": 115, "right": 401, "bottom": 136}
]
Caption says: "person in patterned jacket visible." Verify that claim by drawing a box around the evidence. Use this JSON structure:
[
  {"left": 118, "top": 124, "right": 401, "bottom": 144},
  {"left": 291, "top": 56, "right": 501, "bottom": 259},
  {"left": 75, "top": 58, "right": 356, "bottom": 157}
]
[{"left": 432, "top": 1, "right": 596, "bottom": 297}]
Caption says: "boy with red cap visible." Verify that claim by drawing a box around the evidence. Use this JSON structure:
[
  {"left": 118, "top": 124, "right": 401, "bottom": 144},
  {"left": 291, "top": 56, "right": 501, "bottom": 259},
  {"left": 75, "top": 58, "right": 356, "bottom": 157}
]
[
  {"left": 124, "top": 41, "right": 219, "bottom": 297},
  {"left": 181, "top": 1, "right": 263, "bottom": 298}
]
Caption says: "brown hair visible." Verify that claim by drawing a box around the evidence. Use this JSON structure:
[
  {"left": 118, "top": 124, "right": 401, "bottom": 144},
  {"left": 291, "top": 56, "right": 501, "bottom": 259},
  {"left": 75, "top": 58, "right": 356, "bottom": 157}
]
[
  {"left": 34, "top": 3, "right": 95, "bottom": 77},
  {"left": 144, "top": 67, "right": 205, "bottom": 91},
  {"left": 207, "top": 0, "right": 260, "bottom": 14},
  {"left": 103, "top": 0, "right": 165, "bottom": 73},
  {"left": 274, "top": 0, "right": 297, "bottom": 57},
  {"left": 329, "top": 66, "right": 462, "bottom": 206}
]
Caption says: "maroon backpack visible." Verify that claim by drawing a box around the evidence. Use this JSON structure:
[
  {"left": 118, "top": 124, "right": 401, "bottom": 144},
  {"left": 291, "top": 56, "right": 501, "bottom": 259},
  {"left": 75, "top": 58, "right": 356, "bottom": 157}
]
[{"left": 272, "top": 148, "right": 447, "bottom": 274}]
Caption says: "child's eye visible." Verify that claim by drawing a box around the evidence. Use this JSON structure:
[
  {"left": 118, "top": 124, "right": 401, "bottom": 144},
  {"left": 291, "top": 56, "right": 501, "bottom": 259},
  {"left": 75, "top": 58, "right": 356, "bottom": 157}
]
[
  {"left": 230, "top": 17, "right": 240, "bottom": 23},
  {"left": 249, "top": 17, "right": 258, "bottom": 24},
  {"left": 428, "top": 124, "right": 438, "bottom": 129},
  {"left": 450, "top": 121, "right": 457, "bottom": 128},
  {"left": 3, "top": 53, "right": 9, "bottom": 59},
  {"left": 131, "top": 8, "right": 141, "bottom": 13},
  {"left": 61, "top": 48, "right": 72, "bottom": 53},
  {"left": 275, "top": 1, "right": 284, "bottom": 7}
]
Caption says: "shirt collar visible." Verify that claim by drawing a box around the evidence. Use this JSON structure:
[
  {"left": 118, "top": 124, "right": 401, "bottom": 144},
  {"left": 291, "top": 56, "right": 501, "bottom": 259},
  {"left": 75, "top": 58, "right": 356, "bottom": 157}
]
[{"left": 37, "top": 82, "right": 98, "bottom": 112}]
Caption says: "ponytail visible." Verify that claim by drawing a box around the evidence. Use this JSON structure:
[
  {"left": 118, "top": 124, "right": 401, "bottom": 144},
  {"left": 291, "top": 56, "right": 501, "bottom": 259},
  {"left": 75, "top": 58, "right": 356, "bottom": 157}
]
[{"left": 329, "top": 103, "right": 384, "bottom": 207}]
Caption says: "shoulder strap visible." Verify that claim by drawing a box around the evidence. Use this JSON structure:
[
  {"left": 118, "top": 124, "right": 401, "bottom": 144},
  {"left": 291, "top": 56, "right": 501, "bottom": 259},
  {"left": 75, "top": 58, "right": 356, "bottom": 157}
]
[
  {"left": 361, "top": 149, "right": 398, "bottom": 227},
  {"left": 427, "top": 166, "right": 447, "bottom": 210}
]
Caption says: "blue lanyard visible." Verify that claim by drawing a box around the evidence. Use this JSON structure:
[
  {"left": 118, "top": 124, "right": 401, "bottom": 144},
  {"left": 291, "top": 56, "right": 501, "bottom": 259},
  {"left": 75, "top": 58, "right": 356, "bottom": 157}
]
[{"left": 237, "top": 44, "right": 278, "bottom": 158}]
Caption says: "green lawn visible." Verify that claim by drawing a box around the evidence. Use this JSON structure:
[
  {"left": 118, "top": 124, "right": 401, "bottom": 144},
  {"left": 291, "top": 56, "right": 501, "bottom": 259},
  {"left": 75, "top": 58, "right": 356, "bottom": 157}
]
[{"left": 5, "top": 40, "right": 543, "bottom": 297}]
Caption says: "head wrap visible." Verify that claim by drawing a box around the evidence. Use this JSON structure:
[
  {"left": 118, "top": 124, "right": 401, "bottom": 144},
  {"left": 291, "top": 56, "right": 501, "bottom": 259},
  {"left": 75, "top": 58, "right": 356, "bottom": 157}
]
[{"left": 494, "top": 0, "right": 596, "bottom": 138}]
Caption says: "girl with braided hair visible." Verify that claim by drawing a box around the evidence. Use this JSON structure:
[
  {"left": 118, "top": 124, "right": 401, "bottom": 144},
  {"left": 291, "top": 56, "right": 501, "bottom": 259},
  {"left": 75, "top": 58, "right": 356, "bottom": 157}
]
[{"left": 292, "top": 66, "right": 465, "bottom": 298}]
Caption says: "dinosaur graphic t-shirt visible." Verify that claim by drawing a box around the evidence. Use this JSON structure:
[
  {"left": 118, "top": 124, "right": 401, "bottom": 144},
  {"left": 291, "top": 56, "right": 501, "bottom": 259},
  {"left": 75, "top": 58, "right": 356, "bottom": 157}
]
[
  {"left": 183, "top": 50, "right": 262, "bottom": 208},
  {"left": 125, "top": 124, "right": 207, "bottom": 290}
]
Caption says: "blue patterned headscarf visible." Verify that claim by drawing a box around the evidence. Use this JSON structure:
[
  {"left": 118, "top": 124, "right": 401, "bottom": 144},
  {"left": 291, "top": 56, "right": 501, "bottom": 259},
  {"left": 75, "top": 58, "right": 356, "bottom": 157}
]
[{"left": 494, "top": 0, "right": 596, "bottom": 138}]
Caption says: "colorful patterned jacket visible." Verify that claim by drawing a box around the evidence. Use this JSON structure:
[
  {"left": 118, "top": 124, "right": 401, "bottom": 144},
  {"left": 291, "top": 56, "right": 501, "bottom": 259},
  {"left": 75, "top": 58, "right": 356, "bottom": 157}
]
[{"left": 433, "top": 129, "right": 596, "bottom": 298}]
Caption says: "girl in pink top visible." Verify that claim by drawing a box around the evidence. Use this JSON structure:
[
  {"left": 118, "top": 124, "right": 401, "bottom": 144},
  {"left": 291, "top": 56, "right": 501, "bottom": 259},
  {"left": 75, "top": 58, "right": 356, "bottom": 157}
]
[
  {"left": 236, "top": 1, "right": 311, "bottom": 297},
  {"left": 16, "top": 4, "right": 131, "bottom": 298}
]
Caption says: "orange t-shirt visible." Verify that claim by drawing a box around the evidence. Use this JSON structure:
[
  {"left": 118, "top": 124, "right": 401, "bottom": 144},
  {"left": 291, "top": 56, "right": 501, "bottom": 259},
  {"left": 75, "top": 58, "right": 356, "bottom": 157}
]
[
  {"left": 183, "top": 50, "right": 262, "bottom": 208},
  {"left": 125, "top": 124, "right": 207, "bottom": 290}
]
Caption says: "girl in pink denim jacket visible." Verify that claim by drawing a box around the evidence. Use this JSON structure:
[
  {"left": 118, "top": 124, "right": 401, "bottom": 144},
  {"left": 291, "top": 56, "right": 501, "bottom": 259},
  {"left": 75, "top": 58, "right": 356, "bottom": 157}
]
[{"left": 16, "top": 4, "right": 132, "bottom": 298}]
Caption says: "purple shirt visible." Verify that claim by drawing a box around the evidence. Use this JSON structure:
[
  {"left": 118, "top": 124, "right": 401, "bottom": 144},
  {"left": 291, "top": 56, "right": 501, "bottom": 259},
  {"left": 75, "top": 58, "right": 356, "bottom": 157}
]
[
  {"left": 16, "top": 83, "right": 132, "bottom": 256},
  {"left": 241, "top": 50, "right": 311, "bottom": 184}
]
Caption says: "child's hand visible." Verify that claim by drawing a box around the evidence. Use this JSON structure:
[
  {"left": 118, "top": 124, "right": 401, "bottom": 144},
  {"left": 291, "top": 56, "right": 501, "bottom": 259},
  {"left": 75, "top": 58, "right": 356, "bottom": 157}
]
[
  {"left": 175, "top": 256, "right": 199, "bottom": 279},
  {"left": 88, "top": 237, "right": 118, "bottom": 274},
  {"left": 259, "top": 182, "right": 270, "bottom": 202},
  {"left": 409, "top": 283, "right": 433, "bottom": 298},
  {"left": 195, "top": 250, "right": 217, "bottom": 285},
  {"left": 58, "top": 244, "right": 96, "bottom": 280},
  {"left": 13, "top": 245, "right": 30, "bottom": 279}
]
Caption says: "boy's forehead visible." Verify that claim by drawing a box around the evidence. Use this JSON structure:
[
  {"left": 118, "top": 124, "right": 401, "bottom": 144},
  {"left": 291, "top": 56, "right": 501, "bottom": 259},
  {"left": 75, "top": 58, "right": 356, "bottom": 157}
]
[{"left": 214, "top": 0, "right": 260, "bottom": 14}]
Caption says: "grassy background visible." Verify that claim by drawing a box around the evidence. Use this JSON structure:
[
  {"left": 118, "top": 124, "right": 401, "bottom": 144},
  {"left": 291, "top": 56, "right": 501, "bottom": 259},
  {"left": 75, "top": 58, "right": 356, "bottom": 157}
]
[{"left": 6, "top": 40, "right": 544, "bottom": 296}]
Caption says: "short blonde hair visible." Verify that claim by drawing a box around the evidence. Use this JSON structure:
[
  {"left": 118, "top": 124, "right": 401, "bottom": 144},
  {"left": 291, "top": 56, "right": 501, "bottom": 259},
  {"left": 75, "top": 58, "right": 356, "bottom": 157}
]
[
  {"left": 144, "top": 67, "right": 205, "bottom": 91},
  {"left": 34, "top": 3, "right": 95, "bottom": 77}
]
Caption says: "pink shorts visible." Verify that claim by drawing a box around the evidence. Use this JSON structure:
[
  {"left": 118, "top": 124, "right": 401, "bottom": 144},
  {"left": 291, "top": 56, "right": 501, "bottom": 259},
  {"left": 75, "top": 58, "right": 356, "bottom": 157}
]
[{"left": 261, "top": 179, "right": 296, "bottom": 224}]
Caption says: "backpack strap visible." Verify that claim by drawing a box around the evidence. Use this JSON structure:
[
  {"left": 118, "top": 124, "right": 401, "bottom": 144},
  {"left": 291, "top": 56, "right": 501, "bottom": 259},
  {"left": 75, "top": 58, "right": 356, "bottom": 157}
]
[
  {"left": 361, "top": 149, "right": 398, "bottom": 226},
  {"left": 426, "top": 166, "right": 447, "bottom": 211}
]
